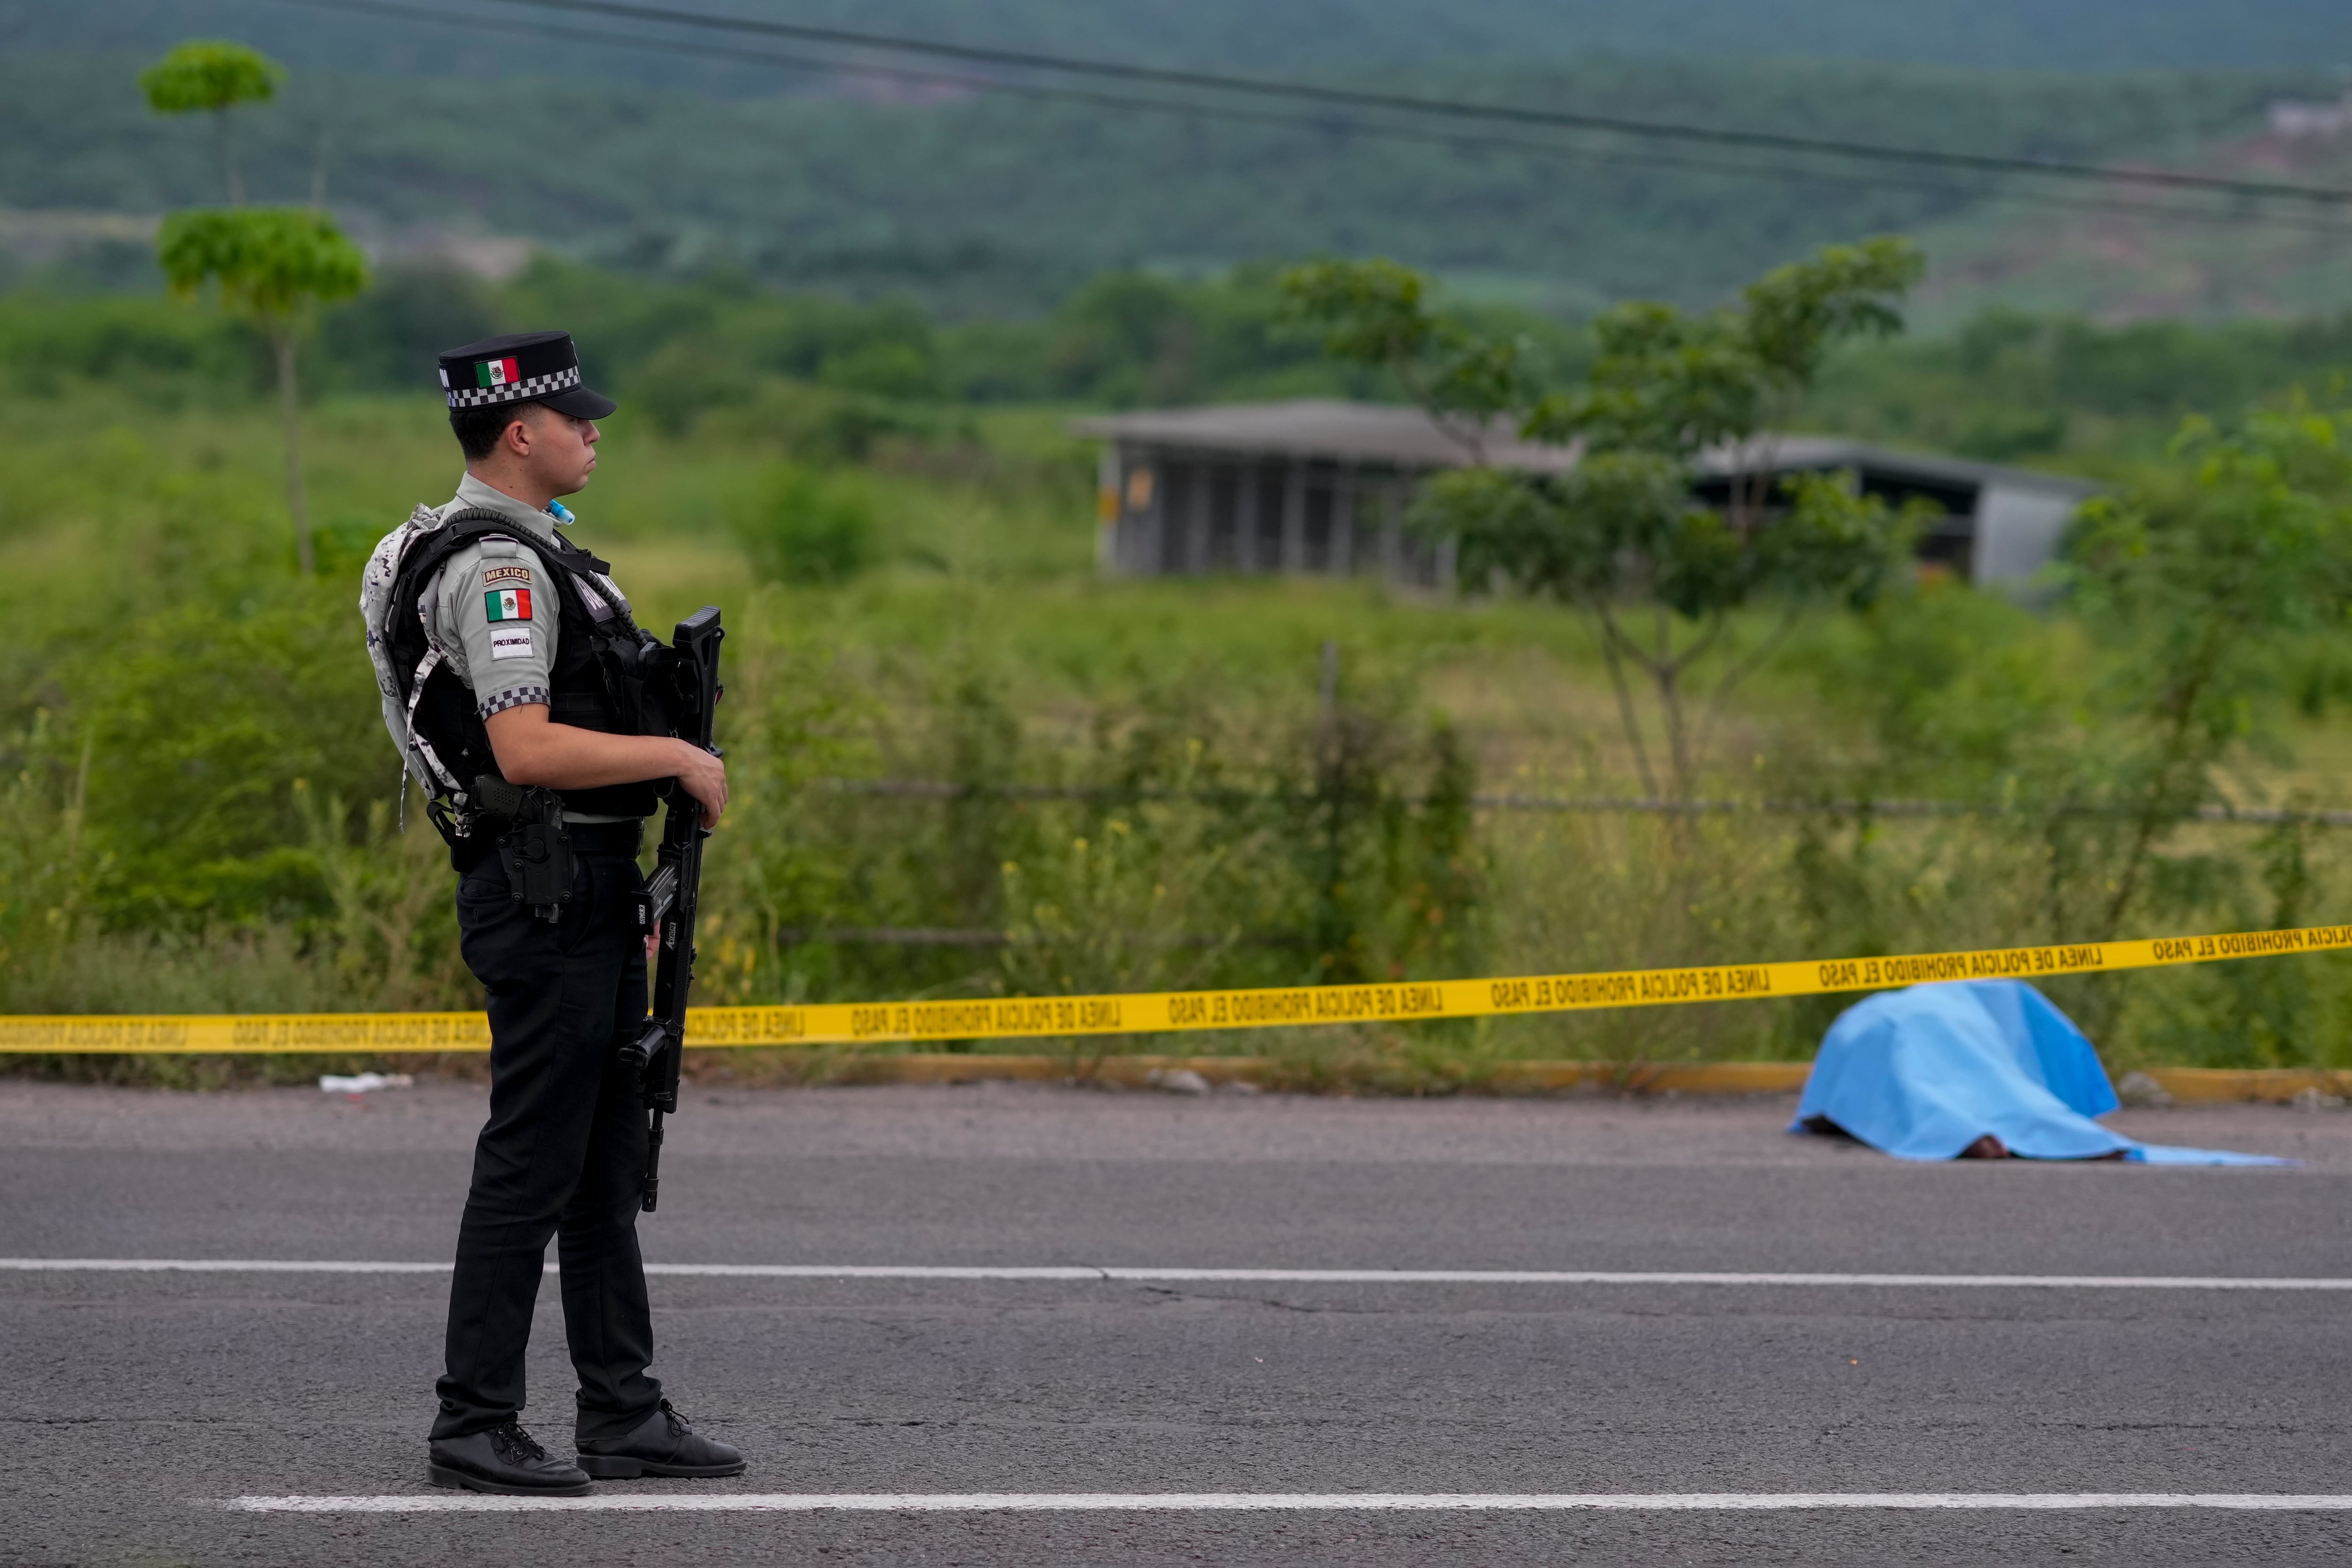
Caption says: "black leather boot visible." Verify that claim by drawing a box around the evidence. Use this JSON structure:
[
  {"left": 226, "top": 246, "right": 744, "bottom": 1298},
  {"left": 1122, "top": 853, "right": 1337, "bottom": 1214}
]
[
  {"left": 428, "top": 1420, "right": 593, "bottom": 1496},
  {"left": 577, "top": 1399, "right": 746, "bottom": 1479}
]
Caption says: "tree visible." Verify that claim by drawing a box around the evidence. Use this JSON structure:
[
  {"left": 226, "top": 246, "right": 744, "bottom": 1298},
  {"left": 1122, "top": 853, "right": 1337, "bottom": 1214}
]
[
  {"left": 1279, "top": 258, "right": 1528, "bottom": 460},
  {"left": 1284, "top": 239, "right": 1927, "bottom": 805},
  {"left": 158, "top": 208, "right": 370, "bottom": 575},
  {"left": 140, "top": 40, "right": 286, "bottom": 207},
  {"left": 2058, "top": 400, "right": 2352, "bottom": 946}
]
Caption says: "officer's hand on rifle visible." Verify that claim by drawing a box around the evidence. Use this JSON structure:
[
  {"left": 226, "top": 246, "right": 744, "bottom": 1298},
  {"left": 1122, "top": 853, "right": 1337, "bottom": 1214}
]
[
  {"left": 671, "top": 740, "right": 727, "bottom": 828},
  {"left": 478, "top": 714, "right": 726, "bottom": 828}
]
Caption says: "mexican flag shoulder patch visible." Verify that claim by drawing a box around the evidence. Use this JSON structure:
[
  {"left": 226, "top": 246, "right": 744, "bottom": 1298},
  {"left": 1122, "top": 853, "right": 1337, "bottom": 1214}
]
[{"left": 485, "top": 587, "right": 533, "bottom": 622}]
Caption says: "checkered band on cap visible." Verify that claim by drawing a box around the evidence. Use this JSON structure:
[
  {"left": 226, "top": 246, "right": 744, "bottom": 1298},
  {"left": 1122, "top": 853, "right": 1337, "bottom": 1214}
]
[
  {"left": 435, "top": 330, "right": 606, "bottom": 414},
  {"left": 446, "top": 365, "right": 583, "bottom": 410}
]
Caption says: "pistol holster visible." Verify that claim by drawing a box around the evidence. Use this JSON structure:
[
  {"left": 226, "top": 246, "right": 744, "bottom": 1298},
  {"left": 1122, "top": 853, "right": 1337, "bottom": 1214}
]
[{"left": 475, "top": 775, "right": 573, "bottom": 922}]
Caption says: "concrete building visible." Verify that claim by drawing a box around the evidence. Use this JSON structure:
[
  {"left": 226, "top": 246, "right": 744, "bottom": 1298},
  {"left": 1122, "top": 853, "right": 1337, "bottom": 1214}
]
[{"left": 1073, "top": 398, "right": 2098, "bottom": 589}]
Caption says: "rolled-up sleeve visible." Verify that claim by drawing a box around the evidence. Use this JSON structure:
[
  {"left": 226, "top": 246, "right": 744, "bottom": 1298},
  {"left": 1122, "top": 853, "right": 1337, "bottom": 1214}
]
[{"left": 436, "top": 536, "right": 559, "bottom": 718}]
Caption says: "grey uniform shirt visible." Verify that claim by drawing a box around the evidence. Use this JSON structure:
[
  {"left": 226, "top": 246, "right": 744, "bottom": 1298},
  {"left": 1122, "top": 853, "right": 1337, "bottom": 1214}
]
[{"left": 425, "top": 473, "right": 640, "bottom": 822}]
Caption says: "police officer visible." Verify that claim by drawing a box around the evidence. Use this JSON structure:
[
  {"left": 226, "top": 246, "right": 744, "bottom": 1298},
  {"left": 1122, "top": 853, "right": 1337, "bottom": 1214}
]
[{"left": 413, "top": 331, "right": 741, "bottom": 1496}]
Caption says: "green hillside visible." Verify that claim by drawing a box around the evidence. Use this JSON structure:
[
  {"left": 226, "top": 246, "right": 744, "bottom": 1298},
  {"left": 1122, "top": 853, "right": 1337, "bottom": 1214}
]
[
  {"left": 0, "top": 47, "right": 2313, "bottom": 315},
  {"left": 1911, "top": 129, "right": 2352, "bottom": 325},
  {"left": 9, "top": 0, "right": 2352, "bottom": 76}
]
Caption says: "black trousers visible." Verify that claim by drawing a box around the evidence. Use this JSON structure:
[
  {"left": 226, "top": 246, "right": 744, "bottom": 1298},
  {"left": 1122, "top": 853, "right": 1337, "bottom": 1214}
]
[{"left": 431, "top": 824, "right": 663, "bottom": 1444}]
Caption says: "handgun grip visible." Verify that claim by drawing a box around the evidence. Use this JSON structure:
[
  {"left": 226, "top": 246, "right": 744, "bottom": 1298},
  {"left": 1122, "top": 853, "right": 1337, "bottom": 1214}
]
[{"left": 633, "top": 864, "right": 679, "bottom": 937}]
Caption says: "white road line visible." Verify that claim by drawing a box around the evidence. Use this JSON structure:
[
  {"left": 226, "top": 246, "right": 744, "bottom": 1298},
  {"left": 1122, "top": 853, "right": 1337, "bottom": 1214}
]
[
  {"left": 220, "top": 1492, "right": 2352, "bottom": 1514},
  {"left": 9, "top": 1258, "right": 2352, "bottom": 1289},
  {"left": 0, "top": 1258, "right": 453, "bottom": 1274}
]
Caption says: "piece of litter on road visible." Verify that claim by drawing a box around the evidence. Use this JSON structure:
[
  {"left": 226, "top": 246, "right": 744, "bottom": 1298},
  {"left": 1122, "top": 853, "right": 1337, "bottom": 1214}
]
[
  {"left": 2290, "top": 1085, "right": 2346, "bottom": 1112},
  {"left": 2117, "top": 1071, "right": 2174, "bottom": 1109},
  {"left": 1146, "top": 1068, "right": 1212, "bottom": 1096},
  {"left": 318, "top": 1073, "right": 412, "bottom": 1095}
]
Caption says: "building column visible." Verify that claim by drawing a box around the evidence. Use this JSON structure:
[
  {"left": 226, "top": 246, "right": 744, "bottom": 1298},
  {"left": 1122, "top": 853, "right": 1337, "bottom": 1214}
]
[
  {"left": 1186, "top": 462, "right": 1212, "bottom": 574},
  {"left": 1380, "top": 481, "right": 1404, "bottom": 583},
  {"left": 1097, "top": 445, "right": 1122, "bottom": 575},
  {"left": 1281, "top": 459, "right": 1306, "bottom": 572},
  {"left": 1332, "top": 466, "right": 1357, "bottom": 575},
  {"left": 1236, "top": 460, "right": 1260, "bottom": 573},
  {"left": 1138, "top": 450, "right": 1165, "bottom": 575}
]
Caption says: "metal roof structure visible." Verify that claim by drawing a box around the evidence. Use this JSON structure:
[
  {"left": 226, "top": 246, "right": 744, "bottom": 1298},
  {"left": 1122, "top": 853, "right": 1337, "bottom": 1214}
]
[
  {"left": 1069, "top": 399, "right": 1579, "bottom": 473},
  {"left": 1072, "top": 399, "right": 2100, "bottom": 589},
  {"left": 1699, "top": 436, "right": 2101, "bottom": 499},
  {"left": 1071, "top": 399, "right": 2097, "bottom": 498}
]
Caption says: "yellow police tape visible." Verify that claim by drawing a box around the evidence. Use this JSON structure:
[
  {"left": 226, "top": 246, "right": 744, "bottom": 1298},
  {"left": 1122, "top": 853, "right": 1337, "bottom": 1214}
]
[{"left": 2, "top": 923, "right": 2347, "bottom": 1056}]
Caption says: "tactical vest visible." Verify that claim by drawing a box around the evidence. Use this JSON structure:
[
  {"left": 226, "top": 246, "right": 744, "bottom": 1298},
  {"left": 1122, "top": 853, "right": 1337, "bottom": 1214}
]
[{"left": 381, "top": 508, "right": 672, "bottom": 845}]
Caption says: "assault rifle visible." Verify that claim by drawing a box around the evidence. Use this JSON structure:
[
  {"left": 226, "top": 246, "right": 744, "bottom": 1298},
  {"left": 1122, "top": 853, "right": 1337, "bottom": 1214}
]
[{"left": 619, "top": 605, "right": 723, "bottom": 1214}]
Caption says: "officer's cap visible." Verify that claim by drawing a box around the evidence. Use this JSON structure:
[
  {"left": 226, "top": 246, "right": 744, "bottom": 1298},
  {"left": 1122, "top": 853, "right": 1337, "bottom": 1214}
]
[{"left": 436, "top": 330, "right": 615, "bottom": 420}]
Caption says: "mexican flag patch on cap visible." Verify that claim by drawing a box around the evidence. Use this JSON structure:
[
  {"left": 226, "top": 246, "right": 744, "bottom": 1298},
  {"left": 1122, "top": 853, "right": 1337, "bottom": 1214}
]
[
  {"left": 485, "top": 587, "right": 532, "bottom": 622},
  {"left": 475, "top": 357, "right": 521, "bottom": 389}
]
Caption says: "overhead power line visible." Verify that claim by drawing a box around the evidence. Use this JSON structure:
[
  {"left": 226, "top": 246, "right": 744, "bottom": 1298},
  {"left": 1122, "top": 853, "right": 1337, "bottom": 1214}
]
[
  {"left": 464, "top": 0, "right": 2352, "bottom": 207},
  {"left": 274, "top": 0, "right": 2352, "bottom": 239}
]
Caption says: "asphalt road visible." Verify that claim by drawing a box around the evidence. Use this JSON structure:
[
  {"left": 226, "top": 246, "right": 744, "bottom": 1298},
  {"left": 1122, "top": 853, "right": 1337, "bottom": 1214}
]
[{"left": 5, "top": 1077, "right": 2351, "bottom": 1565}]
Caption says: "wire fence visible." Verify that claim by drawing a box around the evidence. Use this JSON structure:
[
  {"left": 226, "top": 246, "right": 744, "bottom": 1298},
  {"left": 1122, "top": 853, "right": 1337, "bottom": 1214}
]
[{"left": 821, "top": 779, "right": 2352, "bottom": 828}]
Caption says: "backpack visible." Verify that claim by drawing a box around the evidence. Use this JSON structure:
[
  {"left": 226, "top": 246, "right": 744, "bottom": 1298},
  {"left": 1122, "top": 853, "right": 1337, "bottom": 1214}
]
[{"left": 359, "top": 502, "right": 464, "bottom": 816}]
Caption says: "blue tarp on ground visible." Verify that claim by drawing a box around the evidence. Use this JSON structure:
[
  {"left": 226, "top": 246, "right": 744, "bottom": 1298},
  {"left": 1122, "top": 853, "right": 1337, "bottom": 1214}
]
[{"left": 1792, "top": 979, "right": 2288, "bottom": 1165}]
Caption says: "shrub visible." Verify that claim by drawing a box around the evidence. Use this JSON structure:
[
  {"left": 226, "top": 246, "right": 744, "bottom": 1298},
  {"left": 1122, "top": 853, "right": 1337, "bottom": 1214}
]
[{"left": 729, "top": 462, "right": 882, "bottom": 586}]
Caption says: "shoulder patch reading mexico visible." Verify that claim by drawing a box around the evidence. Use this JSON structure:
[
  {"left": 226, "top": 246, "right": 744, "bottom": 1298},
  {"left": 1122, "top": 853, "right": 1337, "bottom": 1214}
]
[
  {"left": 484, "top": 586, "right": 533, "bottom": 622},
  {"left": 482, "top": 564, "right": 532, "bottom": 588},
  {"left": 489, "top": 627, "right": 534, "bottom": 661}
]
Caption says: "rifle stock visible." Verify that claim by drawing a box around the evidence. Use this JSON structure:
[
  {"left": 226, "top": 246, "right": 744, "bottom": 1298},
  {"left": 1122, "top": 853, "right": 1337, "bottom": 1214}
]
[{"left": 620, "top": 605, "right": 723, "bottom": 1213}]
